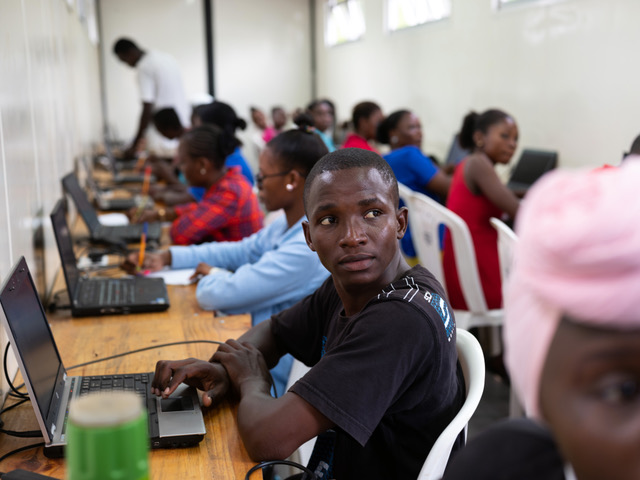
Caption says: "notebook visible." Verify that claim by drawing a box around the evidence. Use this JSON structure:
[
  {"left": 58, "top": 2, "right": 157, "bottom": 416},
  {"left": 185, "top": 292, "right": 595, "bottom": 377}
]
[
  {"left": 50, "top": 199, "right": 169, "bottom": 317},
  {"left": 85, "top": 175, "right": 138, "bottom": 211},
  {"left": 61, "top": 172, "right": 162, "bottom": 248},
  {"left": 0, "top": 257, "right": 206, "bottom": 458},
  {"left": 507, "top": 149, "right": 558, "bottom": 193}
]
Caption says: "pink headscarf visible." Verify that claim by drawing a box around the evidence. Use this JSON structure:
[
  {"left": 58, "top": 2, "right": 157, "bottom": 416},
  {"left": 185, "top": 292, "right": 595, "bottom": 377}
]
[{"left": 504, "top": 160, "right": 640, "bottom": 418}]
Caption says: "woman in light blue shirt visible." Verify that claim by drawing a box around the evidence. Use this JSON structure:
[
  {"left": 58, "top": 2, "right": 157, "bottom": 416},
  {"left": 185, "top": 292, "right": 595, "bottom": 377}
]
[{"left": 128, "top": 119, "right": 330, "bottom": 395}]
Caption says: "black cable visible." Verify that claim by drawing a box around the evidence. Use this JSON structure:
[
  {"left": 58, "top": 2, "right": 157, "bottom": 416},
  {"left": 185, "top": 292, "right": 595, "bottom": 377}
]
[
  {"left": 0, "top": 442, "right": 45, "bottom": 464},
  {"left": 0, "top": 398, "right": 29, "bottom": 415},
  {"left": 0, "top": 427, "right": 41, "bottom": 438},
  {"left": 3, "top": 345, "right": 26, "bottom": 399},
  {"left": 66, "top": 340, "right": 224, "bottom": 370},
  {"left": 65, "top": 340, "right": 279, "bottom": 398},
  {"left": 244, "top": 460, "right": 316, "bottom": 480}
]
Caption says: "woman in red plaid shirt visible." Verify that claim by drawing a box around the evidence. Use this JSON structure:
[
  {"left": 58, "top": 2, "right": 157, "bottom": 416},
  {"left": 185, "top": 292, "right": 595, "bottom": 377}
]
[{"left": 132, "top": 124, "right": 263, "bottom": 245}]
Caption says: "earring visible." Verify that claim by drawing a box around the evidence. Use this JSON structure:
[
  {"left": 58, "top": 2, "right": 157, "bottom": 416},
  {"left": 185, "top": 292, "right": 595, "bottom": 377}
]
[
  {"left": 286, "top": 184, "right": 294, "bottom": 191},
  {"left": 390, "top": 135, "right": 398, "bottom": 145},
  {"left": 200, "top": 168, "right": 206, "bottom": 175}
]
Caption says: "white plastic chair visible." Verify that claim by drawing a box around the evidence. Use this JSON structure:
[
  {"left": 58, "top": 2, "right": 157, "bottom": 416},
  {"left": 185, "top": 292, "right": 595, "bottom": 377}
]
[
  {"left": 489, "top": 217, "right": 524, "bottom": 417},
  {"left": 408, "top": 190, "right": 502, "bottom": 330},
  {"left": 416, "top": 328, "right": 486, "bottom": 480},
  {"left": 285, "top": 359, "right": 315, "bottom": 466},
  {"left": 489, "top": 217, "right": 518, "bottom": 293}
]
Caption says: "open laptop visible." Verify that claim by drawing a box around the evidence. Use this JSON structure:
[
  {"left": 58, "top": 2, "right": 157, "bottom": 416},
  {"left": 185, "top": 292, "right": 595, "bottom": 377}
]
[
  {"left": 85, "top": 175, "right": 138, "bottom": 211},
  {"left": 0, "top": 257, "right": 205, "bottom": 458},
  {"left": 507, "top": 149, "right": 558, "bottom": 193},
  {"left": 50, "top": 199, "right": 169, "bottom": 317},
  {"left": 445, "top": 134, "right": 470, "bottom": 167},
  {"left": 61, "top": 172, "right": 161, "bottom": 248}
]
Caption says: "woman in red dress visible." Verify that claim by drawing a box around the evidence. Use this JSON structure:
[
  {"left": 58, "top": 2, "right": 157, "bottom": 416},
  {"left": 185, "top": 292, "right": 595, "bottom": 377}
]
[
  {"left": 342, "top": 101, "right": 383, "bottom": 152},
  {"left": 442, "top": 109, "right": 520, "bottom": 310}
]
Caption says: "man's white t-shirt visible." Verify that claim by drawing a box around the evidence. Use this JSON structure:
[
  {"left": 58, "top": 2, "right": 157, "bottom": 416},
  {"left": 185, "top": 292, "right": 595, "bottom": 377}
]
[{"left": 136, "top": 50, "right": 190, "bottom": 129}]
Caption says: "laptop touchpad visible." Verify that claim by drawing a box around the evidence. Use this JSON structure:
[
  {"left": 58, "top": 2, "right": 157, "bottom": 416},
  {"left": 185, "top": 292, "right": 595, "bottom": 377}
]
[{"left": 161, "top": 396, "right": 194, "bottom": 412}]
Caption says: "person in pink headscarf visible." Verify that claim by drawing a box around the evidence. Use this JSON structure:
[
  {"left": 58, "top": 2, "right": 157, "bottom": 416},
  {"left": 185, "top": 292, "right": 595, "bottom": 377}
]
[{"left": 443, "top": 161, "right": 640, "bottom": 480}]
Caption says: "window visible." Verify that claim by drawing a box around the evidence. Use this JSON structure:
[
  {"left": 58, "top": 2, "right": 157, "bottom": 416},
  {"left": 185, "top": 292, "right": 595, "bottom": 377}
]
[
  {"left": 494, "top": 0, "right": 562, "bottom": 9},
  {"left": 386, "top": 0, "right": 451, "bottom": 32},
  {"left": 325, "top": 0, "right": 366, "bottom": 47}
]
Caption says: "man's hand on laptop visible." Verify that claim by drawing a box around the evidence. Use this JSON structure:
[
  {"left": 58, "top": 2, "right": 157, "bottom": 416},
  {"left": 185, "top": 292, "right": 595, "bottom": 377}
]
[
  {"left": 210, "top": 340, "right": 272, "bottom": 397},
  {"left": 121, "top": 250, "right": 170, "bottom": 274},
  {"left": 152, "top": 358, "right": 231, "bottom": 408}
]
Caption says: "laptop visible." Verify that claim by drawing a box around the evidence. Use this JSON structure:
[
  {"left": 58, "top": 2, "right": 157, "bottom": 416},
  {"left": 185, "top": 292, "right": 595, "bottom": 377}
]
[
  {"left": 50, "top": 199, "right": 169, "bottom": 317},
  {"left": 61, "top": 172, "right": 161, "bottom": 248},
  {"left": 445, "top": 134, "right": 470, "bottom": 167},
  {"left": 0, "top": 257, "right": 206, "bottom": 458},
  {"left": 507, "top": 149, "right": 558, "bottom": 193},
  {"left": 85, "top": 175, "right": 138, "bottom": 211}
]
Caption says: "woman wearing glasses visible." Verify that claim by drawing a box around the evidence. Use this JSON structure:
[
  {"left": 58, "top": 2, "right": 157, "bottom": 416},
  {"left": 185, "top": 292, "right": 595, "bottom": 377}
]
[{"left": 125, "top": 117, "right": 330, "bottom": 395}]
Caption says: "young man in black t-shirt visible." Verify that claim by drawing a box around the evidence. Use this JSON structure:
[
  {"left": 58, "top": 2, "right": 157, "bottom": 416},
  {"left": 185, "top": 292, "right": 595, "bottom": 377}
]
[{"left": 152, "top": 148, "right": 464, "bottom": 479}]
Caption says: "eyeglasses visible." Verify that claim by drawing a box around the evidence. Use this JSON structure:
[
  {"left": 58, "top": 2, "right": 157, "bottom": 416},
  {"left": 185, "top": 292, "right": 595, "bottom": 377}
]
[{"left": 255, "top": 170, "right": 290, "bottom": 188}]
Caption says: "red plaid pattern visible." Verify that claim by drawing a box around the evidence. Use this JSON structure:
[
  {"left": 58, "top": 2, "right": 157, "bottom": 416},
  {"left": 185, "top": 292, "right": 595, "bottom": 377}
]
[{"left": 170, "top": 167, "right": 263, "bottom": 245}]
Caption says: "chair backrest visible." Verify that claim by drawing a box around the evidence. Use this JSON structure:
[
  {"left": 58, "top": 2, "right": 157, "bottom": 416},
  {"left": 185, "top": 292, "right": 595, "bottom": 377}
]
[
  {"left": 409, "top": 191, "right": 487, "bottom": 313},
  {"left": 416, "top": 329, "right": 486, "bottom": 480},
  {"left": 489, "top": 217, "right": 518, "bottom": 293}
]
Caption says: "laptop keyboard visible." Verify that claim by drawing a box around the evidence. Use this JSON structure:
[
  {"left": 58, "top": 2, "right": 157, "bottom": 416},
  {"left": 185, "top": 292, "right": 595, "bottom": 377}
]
[
  {"left": 79, "top": 278, "right": 137, "bottom": 306},
  {"left": 79, "top": 372, "right": 152, "bottom": 398},
  {"left": 62, "top": 373, "right": 158, "bottom": 437}
]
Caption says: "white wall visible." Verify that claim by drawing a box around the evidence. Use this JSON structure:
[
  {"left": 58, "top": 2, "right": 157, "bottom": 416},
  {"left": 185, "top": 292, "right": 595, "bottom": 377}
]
[
  {"left": 315, "top": 0, "right": 640, "bottom": 168},
  {"left": 100, "top": 0, "right": 312, "bottom": 171},
  {"left": 100, "top": 0, "right": 208, "bottom": 143},
  {"left": 0, "top": 0, "right": 102, "bottom": 400},
  {"left": 213, "top": 0, "right": 312, "bottom": 124}
]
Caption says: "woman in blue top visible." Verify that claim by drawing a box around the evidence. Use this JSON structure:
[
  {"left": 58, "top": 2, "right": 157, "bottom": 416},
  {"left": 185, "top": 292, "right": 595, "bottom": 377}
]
[
  {"left": 377, "top": 110, "right": 451, "bottom": 258},
  {"left": 126, "top": 118, "right": 330, "bottom": 395}
]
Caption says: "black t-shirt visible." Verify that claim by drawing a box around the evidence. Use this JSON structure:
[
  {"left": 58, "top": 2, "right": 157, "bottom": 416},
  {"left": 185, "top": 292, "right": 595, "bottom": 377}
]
[
  {"left": 271, "top": 265, "right": 465, "bottom": 479},
  {"left": 442, "top": 418, "right": 566, "bottom": 480}
]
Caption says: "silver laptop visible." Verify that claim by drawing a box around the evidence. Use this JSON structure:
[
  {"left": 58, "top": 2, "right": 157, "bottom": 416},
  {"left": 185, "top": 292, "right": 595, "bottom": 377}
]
[{"left": 0, "top": 257, "right": 206, "bottom": 458}]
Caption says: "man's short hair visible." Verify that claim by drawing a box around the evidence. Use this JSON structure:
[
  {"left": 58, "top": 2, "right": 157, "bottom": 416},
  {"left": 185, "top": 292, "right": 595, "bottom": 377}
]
[
  {"left": 304, "top": 148, "right": 399, "bottom": 212},
  {"left": 113, "top": 38, "right": 138, "bottom": 55}
]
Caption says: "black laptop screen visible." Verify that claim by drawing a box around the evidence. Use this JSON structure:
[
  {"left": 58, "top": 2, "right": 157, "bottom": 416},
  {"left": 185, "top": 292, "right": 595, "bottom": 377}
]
[
  {"left": 61, "top": 173, "right": 101, "bottom": 232},
  {"left": 0, "top": 258, "right": 64, "bottom": 426},
  {"left": 50, "top": 200, "right": 80, "bottom": 300}
]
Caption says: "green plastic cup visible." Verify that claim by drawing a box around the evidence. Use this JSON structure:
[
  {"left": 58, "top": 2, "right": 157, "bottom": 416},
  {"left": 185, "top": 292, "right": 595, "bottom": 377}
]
[{"left": 66, "top": 391, "right": 149, "bottom": 480}]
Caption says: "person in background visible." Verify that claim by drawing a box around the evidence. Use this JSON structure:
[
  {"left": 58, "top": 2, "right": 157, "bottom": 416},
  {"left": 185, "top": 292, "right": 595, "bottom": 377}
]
[
  {"left": 262, "top": 106, "right": 287, "bottom": 143},
  {"left": 443, "top": 161, "right": 640, "bottom": 480},
  {"left": 198, "top": 101, "right": 255, "bottom": 185},
  {"left": 150, "top": 148, "right": 464, "bottom": 479},
  {"left": 342, "top": 101, "right": 384, "bottom": 152},
  {"left": 145, "top": 108, "right": 207, "bottom": 206},
  {"left": 307, "top": 99, "right": 336, "bottom": 152},
  {"left": 113, "top": 38, "right": 190, "bottom": 158},
  {"left": 377, "top": 109, "right": 451, "bottom": 258},
  {"left": 127, "top": 124, "right": 262, "bottom": 246},
  {"left": 442, "top": 109, "right": 520, "bottom": 311},
  {"left": 125, "top": 118, "right": 330, "bottom": 395}
]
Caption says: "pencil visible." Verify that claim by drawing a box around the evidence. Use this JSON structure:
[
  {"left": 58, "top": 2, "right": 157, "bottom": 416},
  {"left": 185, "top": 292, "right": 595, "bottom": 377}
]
[
  {"left": 141, "top": 165, "right": 152, "bottom": 196},
  {"left": 138, "top": 222, "right": 148, "bottom": 270}
]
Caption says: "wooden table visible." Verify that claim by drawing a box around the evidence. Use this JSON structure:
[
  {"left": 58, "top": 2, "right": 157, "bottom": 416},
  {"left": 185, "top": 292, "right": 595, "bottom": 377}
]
[{"left": 0, "top": 282, "right": 256, "bottom": 479}]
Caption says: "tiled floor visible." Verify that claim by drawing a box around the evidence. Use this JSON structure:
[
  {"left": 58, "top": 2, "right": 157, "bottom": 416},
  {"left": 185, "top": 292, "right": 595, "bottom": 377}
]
[{"left": 468, "top": 370, "right": 511, "bottom": 439}]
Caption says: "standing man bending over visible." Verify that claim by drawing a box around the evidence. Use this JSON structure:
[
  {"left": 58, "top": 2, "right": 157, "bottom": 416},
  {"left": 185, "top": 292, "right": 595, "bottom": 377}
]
[
  {"left": 151, "top": 148, "right": 464, "bottom": 479},
  {"left": 113, "top": 38, "right": 190, "bottom": 158}
]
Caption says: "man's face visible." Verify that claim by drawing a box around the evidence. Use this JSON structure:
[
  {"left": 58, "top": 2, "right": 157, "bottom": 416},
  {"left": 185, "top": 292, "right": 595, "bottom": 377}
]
[
  {"left": 540, "top": 317, "right": 640, "bottom": 480},
  {"left": 116, "top": 52, "right": 137, "bottom": 68},
  {"left": 303, "top": 166, "right": 406, "bottom": 293}
]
